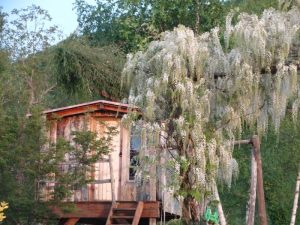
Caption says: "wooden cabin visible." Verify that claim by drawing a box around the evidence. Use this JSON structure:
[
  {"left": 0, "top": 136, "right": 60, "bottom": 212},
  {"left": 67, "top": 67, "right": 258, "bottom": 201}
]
[{"left": 41, "top": 100, "right": 176, "bottom": 225}]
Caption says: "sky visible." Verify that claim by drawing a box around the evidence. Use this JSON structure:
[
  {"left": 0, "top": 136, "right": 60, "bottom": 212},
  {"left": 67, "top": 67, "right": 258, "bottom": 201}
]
[{"left": 1, "top": 0, "right": 95, "bottom": 37}]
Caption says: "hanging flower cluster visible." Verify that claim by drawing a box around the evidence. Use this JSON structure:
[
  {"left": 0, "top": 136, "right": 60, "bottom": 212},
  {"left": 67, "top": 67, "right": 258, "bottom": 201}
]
[{"left": 122, "top": 5, "right": 300, "bottom": 196}]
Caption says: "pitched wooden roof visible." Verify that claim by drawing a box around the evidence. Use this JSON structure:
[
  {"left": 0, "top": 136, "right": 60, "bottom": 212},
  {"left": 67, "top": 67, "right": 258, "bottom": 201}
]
[{"left": 44, "top": 100, "right": 138, "bottom": 119}]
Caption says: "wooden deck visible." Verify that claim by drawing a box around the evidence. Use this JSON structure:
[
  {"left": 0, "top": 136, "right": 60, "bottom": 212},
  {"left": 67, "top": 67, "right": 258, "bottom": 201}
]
[{"left": 51, "top": 201, "right": 160, "bottom": 219}]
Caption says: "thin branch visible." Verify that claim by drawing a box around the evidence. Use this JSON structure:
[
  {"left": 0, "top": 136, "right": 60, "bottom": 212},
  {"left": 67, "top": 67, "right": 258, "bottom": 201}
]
[{"left": 234, "top": 139, "right": 251, "bottom": 145}]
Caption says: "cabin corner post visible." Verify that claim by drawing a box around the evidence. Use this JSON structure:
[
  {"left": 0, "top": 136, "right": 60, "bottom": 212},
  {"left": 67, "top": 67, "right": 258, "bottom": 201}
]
[
  {"left": 149, "top": 147, "right": 157, "bottom": 201},
  {"left": 251, "top": 135, "right": 268, "bottom": 225},
  {"left": 149, "top": 147, "right": 157, "bottom": 225},
  {"left": 109, "top": 154, "right": 116, "bottom": 202}
]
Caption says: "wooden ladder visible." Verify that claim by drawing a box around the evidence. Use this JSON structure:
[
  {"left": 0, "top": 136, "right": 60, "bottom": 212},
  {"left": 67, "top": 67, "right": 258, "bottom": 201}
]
[{"left": 105, "top": 201, "right": 144, "bottom": 225}]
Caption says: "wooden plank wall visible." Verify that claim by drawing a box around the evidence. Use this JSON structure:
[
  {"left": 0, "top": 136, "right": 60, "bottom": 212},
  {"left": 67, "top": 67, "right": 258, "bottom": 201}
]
[
  {"left": 40, "top": 119, "right": 58, "bottom": 201},
  {"left": 92, "top": 117, "right": 120, "bottom": 201},
  {"left": 42, "top": 114, "right": 126, "bottom": 201},
  {"left": 56, "top": 115, "right": 87, "bottom": 201},
  {"left": 42, "top": 112, "right": 151, "bottom": 203}
]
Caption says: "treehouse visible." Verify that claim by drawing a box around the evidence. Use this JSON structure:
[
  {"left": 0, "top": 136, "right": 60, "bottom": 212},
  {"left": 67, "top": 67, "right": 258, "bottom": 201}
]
[{"left": 41, "top": 100, "right": 178, "bottom": 225}]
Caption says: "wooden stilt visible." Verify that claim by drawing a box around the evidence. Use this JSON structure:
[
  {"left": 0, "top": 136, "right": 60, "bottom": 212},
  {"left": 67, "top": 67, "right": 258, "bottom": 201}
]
[
  {"left": 63, "top": 218, "right": 79, "bottom": 225},
  {"left": 290, "top": 168, "right": 300, "bottom": 225},
  {"left": 213, "top": 181, "right": 227, "bottom": 225},
  {"left": 149, "top": 148, "right": 157, "bottom": 225},
  {"left": 246, "top": 146, "right": 257, "bottom": 225},
  {"left": 109, "top": 154, "right": 116, "bottom": 202},
  {"left": 252, "top": 135, "right": 268, "bottom": 225},
  {"left": 234, "top": 136, "right": 268, "bottom": 225}
]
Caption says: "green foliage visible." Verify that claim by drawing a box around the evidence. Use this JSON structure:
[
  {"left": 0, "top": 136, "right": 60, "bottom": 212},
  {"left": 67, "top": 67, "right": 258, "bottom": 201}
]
[
  {"left": 2, "top": 5, "right": 60, "bottom": 59},
  {"left": 0, "top": 109, "right": 116, "bottom": 224},
  {"left": 0, "top": 7, "right": 7, "bottom": 35},
  {"left": 218, "top": 141, "right": 252, "bottom": 224},
  {"left": 0, "top": 109, "right": 54, "bottom": 225},
  {"left": 0, "top": 5, "right": 119, "bottom": 225},
  {"left": 51, "top": 36, "right": 126, "bottom": 104},
  {"left": 220, "top": 115, "right": 300, "bottom": 225},
  {"left": 46, "top": 123, "right": 117, "bottom": 201},
  {"left": 74, "top": 0, "right": 229, "bottom": 52},
  {"left": 0, "top": 5, "right": 61, "bottom": 115},
  {"left": 228, "top": 0, "right": 278, "bottom": 15},
  {"left": 261, "top": 118, "right": 300, "bottom": 225},
  {"left": 166, "top": 219, "right": 184, "bottom": 225}
]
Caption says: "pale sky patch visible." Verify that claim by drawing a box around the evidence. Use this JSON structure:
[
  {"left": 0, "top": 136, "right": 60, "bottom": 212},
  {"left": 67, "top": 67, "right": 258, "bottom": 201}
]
[{"left": 1, "top": 0, "right": 96, "bottom": 37}]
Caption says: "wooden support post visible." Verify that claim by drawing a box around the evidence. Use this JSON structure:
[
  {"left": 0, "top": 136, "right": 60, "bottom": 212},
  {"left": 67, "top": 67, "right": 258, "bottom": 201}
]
[
  {"left": 246, "top": 145, "right": 257, "bottom": 225},
  {"left": 251, "top": 135, "right": 268, "bottom": 225},
  {"left": 132, "top": 201, "right": 144, "bottom": 225},
  {"left": 90, "top": 164, "right": 95, "bottom": 201},
  {"left": 149, "top": 148, "right": 157, "bottom": 225},
  {"left": 290, "top": 168, "right": 300, "bottom": 225},
  {"left": 213, "top": 181, "right": 227, "bottom": 225},
  {"left": 64, "top": 218, "right": 79, "bottom": 225},
  {"left": 109, "top": 154, "right": 116, "bottom": 202}
]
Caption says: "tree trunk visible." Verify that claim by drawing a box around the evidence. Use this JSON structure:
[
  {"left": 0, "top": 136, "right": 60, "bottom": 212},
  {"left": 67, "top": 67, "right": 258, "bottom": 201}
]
[
  {"left": 182, "top": 196, "right": 191, "bottom": 225},
  {"left": 246, "top": 146, "right": 257, "bottom": 225},
  {"left": 180, "top": 135, "right": 201, "bottom": 224},
  {"left": 290, "top": 168, "right": 300, "bottom": 225},
  {"left": 213, "top": 181, "right": 227, "bottom": 225},
  {"left": 252, "top": 135, "right": 268, "bottom": 225}
]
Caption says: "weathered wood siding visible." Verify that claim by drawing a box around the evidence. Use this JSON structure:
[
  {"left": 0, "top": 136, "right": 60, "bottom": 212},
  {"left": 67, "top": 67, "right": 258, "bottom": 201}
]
[
  {"left": 42, "top": 100, "right": 181, "bottom": 215},
  {"left": 92, "top": 117, "right": 121, "bottom": 201},
  {"left": 43, "top": 113, "right": 133, "bottom": 201},
  {"left": 57, "top": 115, "right": 90, "bottom": 201}
]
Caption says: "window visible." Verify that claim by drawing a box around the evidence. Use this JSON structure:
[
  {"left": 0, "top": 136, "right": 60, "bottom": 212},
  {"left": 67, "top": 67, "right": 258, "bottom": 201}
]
[{"left": 129, "top": 125, "right": 142, "bottom": 180}]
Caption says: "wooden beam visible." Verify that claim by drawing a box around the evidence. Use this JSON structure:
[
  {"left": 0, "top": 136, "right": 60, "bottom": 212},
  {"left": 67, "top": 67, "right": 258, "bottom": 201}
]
[
  {"left": 132, "top": 202, "right": 144, "bottom": 225},
  {"left": 235, "top": 136, "right": 268, "bottom": 225},
  {"left": 290, "top": 168, "right": 300, "bottom": 225},
  {"left": 105, "top": 202, "right": 116, "bottom": 225},
  {"left": 47, "top": 106, "right": 99, "bottom": 119},
  {"left": 46, "top": 103, "right": 137, "bottom": 120},
  {"left": 51, "top": 201, "right": 159, "bottom": 219},
  {"left": 109, "top": 154, "right": 116, "bottom": 202},
  {"left": 234, "top": 139, "right": 251, "bottom": 145},
  {"left": 92, "top": 112, "right": 121, "bottom": 117},
  {"left": 149, "top": 148, "right": 157, "bottom": 202},
  {"left": 149, "top": 148, "right": 157, "bottom": 225},
  {"left": 213, "top": 181, "right": 227, "bottom": 225},
  {"left": 246, "top": 146, "right": 257, "bottom": 225},
  {"left": 63, "top": 218, "right": 79, "bottom": 225},
  {"left": 92, "top": 179, "right": 111, "bottom": 184},
  {"left": 252, "top": 135, "right": 268, "bottom": 225}
]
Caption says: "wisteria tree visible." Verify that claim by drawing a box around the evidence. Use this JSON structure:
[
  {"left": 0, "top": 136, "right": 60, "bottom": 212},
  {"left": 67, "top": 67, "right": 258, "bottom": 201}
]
[{"left": 122, "top": 1, "right": 300, "bottom": 224}]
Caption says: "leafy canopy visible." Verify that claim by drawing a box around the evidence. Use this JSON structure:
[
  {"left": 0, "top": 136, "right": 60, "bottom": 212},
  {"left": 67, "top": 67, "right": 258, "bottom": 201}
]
[{"left": 74, "top": 0, "right": 229, "bottom": 52}]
